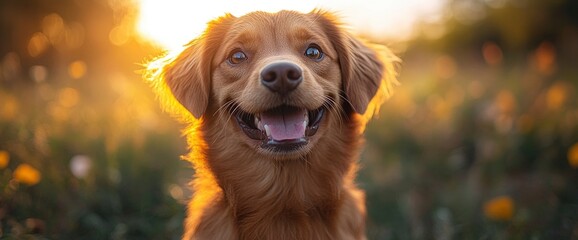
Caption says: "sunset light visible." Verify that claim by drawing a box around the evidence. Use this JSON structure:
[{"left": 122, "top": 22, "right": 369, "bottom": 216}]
[
  {"left": 136, "top": 0, "right": 317, "bottom": 50},
  {"left": 3, "top": 0, "right": 578, "bottom": 238},
  {"left": 136, "top": 0, "right": 446, "bottom": 50}
]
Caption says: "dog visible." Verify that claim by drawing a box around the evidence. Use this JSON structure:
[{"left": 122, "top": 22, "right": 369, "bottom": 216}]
[{"left": 146, "top": 9, "right": 398, "bottom": 240}]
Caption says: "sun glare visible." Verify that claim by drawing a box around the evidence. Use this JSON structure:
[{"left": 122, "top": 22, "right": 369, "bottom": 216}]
[
  {"left": 136, "top": 0, "right": 319, "bottom": 51},
  {"left": 136, "top": 0, "right": 446, "bottom": 51}
]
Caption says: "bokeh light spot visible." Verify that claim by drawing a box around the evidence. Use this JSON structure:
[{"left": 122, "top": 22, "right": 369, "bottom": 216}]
[
  {"left": 482, "top": 42, "right": 503, "bottom": 66},
  {"left": 484, "top": 196, "right": 514, "bottom": 221},
  {"left": 534, "top": 41, "right": 556, "bottom": 75},
  {"left": 68, "top": 60, "right": 87, "bottom": 79},
  {"left": 30, "top": 65, "right": 48, "bottom": 83},
  {"left": 42, "top": 13, "right": 65, "bottom": 44},
  {"left": 0, "top": 150, "right": 9, "bottom": 169},
  {"left": 568, "top": 143, "right": 578, "bottom": 168},
  {"left": 168, "top": 184, "right": 184, "bottom": 202},
  {"left": 546, "top": 82, "right": 566, "bottom": 111},
  {"left": 13, "top": 164, "right": 42, "bottom": 186},
  {"left": 495, "top": 90, "right": 516, "bottom": 114},
  {"left": 109, "top": 24, "right": 132, "bottom": 46},
  {"left": 58, "top": 87, "right": 80, "bottom": 108},
  {"left": 1, "top": 95, "right": 18, "bottom": 120},
  {"left": 70, "top": 155, "right": 92, "bottom": 179},
  {"left": 48, "top": 104, "right": 69, "bottom": 121},
  {"left": 28, "top": 32, "right": 50, "bottom": 57}
]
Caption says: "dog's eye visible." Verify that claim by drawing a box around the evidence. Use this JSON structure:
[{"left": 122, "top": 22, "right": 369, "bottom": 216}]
[
  {"left": 305, "top": 45, "right": 323, "bottom": 61},
  {"left": 228, "top": 51, "right": 247, "bottom": 65}
]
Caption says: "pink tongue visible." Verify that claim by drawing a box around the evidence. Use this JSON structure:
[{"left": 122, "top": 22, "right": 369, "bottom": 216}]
[{"left": 261, "top": 108, "right": 307, "bottom": 141}]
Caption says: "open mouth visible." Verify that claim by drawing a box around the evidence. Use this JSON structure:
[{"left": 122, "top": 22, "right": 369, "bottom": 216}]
[{"left": 234, "top": 104, "right": 325, "bottom": 152}]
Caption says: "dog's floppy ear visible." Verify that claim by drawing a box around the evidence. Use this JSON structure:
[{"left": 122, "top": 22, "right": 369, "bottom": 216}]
[
  {"left": 162, "top": 41, "right": 209, "bottom": 119},
  {"left": 339, "top": 35, "right": 386, "bottom": 114},
  {"left": 153, "top": 14, "right": 235, "bottom": 119},
  {"left": 313, "top": 11, "right": 398, "bottom": 115}
]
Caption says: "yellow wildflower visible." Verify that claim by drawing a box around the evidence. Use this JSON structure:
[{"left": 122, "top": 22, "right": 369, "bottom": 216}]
[
  {"left": 0, "top": 151, "right": 9, "bottom": 169},
  {"left": 484, "top": 196, "right": 514, "bottom": 221},
  {"left": 13, "top": 164, "right": 42, "bottom": 186},
  {"left": 568, "top": 143, "right": 578, "bottom": 168}
]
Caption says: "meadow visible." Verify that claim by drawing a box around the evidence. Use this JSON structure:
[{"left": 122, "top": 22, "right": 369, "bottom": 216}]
[{"left": 1, "top": 0, "right": 577, "bottom": 239}]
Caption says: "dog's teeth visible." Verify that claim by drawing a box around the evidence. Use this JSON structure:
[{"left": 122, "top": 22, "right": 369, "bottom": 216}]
[
  {"left": 254, "top": 116, "right": 260, "bottom": 130},
  {"left": 264, "top": 124, "right": 271, "bottom": 137},
  {"left": 302, "top": 120, "right": 307, "bottom": 129},
  {"left": 257, "top": 120, "right": 263, "bottom": 130}
]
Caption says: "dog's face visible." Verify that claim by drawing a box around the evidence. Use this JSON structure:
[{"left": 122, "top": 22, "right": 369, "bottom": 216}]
[
  {"left": 157, "top": 10, "right": 395, "bottom": 159},
  {"left": 210, "top": 11, "right": 343, "bottom": 157}
]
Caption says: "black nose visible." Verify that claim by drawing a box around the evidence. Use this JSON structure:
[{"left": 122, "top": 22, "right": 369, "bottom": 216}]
[{"left": 260, "top": 62, "right": 303, "bottom": 95}]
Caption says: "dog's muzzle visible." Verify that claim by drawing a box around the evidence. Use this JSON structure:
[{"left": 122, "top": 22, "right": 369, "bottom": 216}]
[{"left": 234, "top": 105, "right": 325, "bottom": 152}]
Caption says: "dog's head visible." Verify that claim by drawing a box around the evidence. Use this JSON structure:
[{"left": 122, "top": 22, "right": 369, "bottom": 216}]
[{"left": 148, "top": 10, "right": 398, "bottom": 159}]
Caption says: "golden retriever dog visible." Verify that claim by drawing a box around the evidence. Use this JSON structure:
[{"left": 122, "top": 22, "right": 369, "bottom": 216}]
[{"left": 147, "top": 9, "right": 398, "bottom": 240}]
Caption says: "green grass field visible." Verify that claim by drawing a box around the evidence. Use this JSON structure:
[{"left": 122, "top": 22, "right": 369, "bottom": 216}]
[{"left": 1, "top": 0, "right": 577, "bottom": 239}]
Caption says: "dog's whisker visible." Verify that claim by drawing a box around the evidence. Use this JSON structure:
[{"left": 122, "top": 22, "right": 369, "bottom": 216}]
[
  {"left": 328, "top": 107, "right": 343, "bottom": 130},
  {"left": 323, "top": 96, "right": 345, "bottom": 130},
  {"left": 338, "top": 90, "right": 355, "bottom": 111},
  {"left": 214, "top": 99, "right": 235, "bottom": 117},
  {"left": 214, "top": 101, "right": 234, "bottom": 126},
  {"left": 217, "top": 103, "right": 243, "bottom": 140},
  {"left": 212, "top": 100, "right": 237, "bottom": 143},
  {"left": 224, "top": 104, "right": 239, "bottom": 124},
  {"left": 338, "top": 91, "right": 358, "bottom": 122},
  {"left": 212, "top": 100, "right": 243, "bottom": 146}
]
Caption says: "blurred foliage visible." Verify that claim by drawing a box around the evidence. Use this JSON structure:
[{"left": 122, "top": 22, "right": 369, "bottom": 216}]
[
  {"left": 0, "top": 0, "right": 577, "bottom": 239},
  {"left": 361, "top": 0, "right": 578, "bottom": 239},
  {"left": 1, "top": 0, "right": 190, "bottom": 239}
]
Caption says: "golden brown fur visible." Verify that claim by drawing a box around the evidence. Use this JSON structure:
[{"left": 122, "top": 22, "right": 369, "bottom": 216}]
[{"left": 146, "top": 10, "right": 398, "bottom": 240}]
